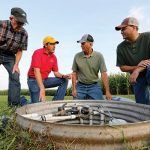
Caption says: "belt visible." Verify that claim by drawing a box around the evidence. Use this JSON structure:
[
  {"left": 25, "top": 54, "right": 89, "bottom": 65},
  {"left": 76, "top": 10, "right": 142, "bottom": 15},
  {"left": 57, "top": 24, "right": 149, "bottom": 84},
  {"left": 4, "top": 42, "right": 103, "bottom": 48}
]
[
  {"left": 28, "top": 77, "right": 36, "bottom": 79},
  {"left": 0, "top": 49, "right": 14, "bottom": 56},
  {"left": 78, "top": 81, "right": 97, "bottom": 85}
]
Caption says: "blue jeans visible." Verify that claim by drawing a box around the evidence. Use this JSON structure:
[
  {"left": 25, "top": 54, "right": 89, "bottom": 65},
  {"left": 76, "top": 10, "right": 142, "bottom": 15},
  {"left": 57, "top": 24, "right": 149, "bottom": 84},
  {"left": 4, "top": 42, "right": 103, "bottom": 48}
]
[
  {"left": 0, "top": 50, "right": 20, "bottom": 106},
  {"left": 74, "top": 82, "right": 104, "bottom": 100},
  {"left": 132, "top": 66, "right": 150, "bottom": 105},
  {"left": 27, "top": 77, "right": 68, "bottom": 103}
]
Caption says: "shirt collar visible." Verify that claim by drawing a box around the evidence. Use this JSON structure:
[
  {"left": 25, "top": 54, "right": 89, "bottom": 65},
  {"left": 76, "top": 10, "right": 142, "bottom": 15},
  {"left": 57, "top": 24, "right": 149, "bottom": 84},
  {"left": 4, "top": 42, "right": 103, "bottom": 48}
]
[
  {"left": 82, "top": 50, "right": 94, "bottom": 58},
  {"left": 9, "top": 20, "right": 24, "bottom": 33},
  {"left": 43, "top": 48, "right": 54, "bottom": 56},
  {"left": 43, "top": 48, "right": 48, "bottom": 55}
]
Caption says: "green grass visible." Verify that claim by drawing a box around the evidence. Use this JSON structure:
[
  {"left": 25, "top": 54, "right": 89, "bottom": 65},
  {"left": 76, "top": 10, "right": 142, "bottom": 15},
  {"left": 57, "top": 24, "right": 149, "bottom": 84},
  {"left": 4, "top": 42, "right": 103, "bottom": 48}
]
[
  {"left": 0, "top": 95, "right": 7, "bottom": 105},
  {"left": 117, "top": 94, "right": 135, "bottom": 100},
  {"left": 0, "top": 95, "right": 73, "bottom": 110}
]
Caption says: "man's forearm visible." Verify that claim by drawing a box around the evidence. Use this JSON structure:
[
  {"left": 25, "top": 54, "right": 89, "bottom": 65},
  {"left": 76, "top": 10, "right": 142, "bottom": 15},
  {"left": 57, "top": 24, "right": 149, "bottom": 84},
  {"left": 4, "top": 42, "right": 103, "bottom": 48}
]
[
  {"left": 120, "top": 65, "right": 146, "bottom": 73},
  {"left": 54, "top": 72, "right": 63, "bottom": 78},
  {"left": 120, "top": 65, "right": 137, "bottom": 73},
  {"left": 34, "top": 68, "right": 45, "bottom": 89},
  {"left": 15, "top": 50, "right": 23, "bottom": 65},
  {"left": 72, "top": 72, "right": 77, "bottom": 90},
  {"left": 101, "top": 72, "right": 110, "bottom": 93}
]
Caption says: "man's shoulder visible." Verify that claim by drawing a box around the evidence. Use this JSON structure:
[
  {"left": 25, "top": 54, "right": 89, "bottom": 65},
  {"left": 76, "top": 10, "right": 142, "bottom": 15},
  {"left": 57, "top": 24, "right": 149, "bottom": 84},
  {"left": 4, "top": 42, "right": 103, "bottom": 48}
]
[
  {"left": 20, "top": 27, "right": 28, "bottom": 36},
  {"left": 141, "top": 31, "right": 150, "bottom": 34},
  {"left": 0, "top": 20, "right": 9, "bottom": 26},
  {"left": 0, "top": 20, "right": 9, "bottom": 23},
  {"left": 33, "top": 49, "right": 57, "bottom": 58},
  {"left": 140, "top": 32, "right": 150, "bottom": 37},
  {"left": 117, "top": 40, "right": 126, "bottom": 49},
  {"left": 93, "top": 50, "right": 103, "bottom": 57},
  {"left": 75, "top": 51, "right": 83, "bottom": 57},
  {"left": 33, "top": 48, "right": 44, "bottom": 55},
  {"left": 93, "top": 50, "right": 102, "bottom": 55}
]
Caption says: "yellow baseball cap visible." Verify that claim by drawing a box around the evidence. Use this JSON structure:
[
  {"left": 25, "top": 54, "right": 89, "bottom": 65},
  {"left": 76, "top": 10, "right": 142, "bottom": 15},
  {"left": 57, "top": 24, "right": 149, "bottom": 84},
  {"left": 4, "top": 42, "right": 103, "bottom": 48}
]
[{"left": 43, "top": 36, "right": 59, "bottom": 45}]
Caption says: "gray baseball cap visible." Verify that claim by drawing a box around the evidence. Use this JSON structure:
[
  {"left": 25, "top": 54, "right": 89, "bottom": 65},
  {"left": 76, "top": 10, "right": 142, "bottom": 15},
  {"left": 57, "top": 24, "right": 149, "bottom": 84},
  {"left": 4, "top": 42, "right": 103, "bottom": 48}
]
[
  {"left": 77, "top": 34, "right": 94, "bottom": 43},
  {"left": 11, "top": 7, "right": 28, "bottom": 23}
]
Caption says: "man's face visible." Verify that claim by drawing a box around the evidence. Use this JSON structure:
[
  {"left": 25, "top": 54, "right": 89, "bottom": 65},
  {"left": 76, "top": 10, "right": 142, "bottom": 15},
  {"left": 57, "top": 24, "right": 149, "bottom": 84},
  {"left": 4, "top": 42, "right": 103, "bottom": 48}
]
[
  {"left": 10, "top": 16, "right": 25, "bottom": 31},
  {"left": 120, "top": 25, "right": 135, "bottom": 40},
  {"left": 46, "top": 43, "right": 56, "bottom": 54},
  {"left": 81, "top": 41, "right": 92, "bottom": 53}
]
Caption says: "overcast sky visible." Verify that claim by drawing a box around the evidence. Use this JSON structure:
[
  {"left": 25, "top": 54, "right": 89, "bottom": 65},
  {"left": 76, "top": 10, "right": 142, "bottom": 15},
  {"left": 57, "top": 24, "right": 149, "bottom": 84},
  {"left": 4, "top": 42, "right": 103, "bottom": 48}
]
[{"left": 0, "top": 0, "right": 150, "bottom": 90}]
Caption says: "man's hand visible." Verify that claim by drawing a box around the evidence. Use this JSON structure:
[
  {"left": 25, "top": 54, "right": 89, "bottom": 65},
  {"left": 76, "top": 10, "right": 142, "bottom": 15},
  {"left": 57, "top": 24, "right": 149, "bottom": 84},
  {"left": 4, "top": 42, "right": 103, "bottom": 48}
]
[
  {"left": 129, "top": 69, "right": 140, "bottom": 84},
  {"left": 39, "top": 88, "right": 46, "bottom": 102},
  {"left": 105, "top": 91, "right": 112, "bottom": 100},
  {"left": 62, "top": 73, "right": 72, "bottom": 79},
  {"left": 12, "top": 64, "right": 20, "bottom": 74},
  {"left": 138, "top": 59, "right": 150, "bottom": 68},
  {"left": 72, "top": 88, "right": 77, "bottom": 97}
]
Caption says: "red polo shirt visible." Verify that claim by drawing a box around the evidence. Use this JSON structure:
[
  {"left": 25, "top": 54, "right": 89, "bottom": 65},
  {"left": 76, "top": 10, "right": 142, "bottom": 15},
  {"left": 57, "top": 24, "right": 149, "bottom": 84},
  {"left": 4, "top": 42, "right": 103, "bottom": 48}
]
[{"left": 28, "top": 48, "right": 58, "bottom": 79}]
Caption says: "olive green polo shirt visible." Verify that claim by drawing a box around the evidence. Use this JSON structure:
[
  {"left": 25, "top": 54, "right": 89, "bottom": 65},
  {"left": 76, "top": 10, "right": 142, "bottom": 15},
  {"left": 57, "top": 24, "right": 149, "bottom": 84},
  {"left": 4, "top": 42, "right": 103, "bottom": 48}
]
[
  {"left": 72, "top": 51, "right": 107, "bottom": 84},
  {"left": 117, "top": 32, "right": 150, "bottom": 67}
]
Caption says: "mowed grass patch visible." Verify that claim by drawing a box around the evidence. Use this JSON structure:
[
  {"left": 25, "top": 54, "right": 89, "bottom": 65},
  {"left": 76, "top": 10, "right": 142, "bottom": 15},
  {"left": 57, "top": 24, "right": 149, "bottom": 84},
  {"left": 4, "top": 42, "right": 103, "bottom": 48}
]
[{"left": 0, "top": 95, "right": 73, "bottom": 108}]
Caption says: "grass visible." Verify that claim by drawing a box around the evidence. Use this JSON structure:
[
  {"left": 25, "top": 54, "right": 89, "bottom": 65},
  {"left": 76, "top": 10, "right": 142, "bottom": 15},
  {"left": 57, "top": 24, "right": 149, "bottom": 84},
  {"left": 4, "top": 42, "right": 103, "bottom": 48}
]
[
  {"left": 0, "top": 95, "right": 73, "bottom": 110},
  {"left": 0, "top": 95, "right": 134, "bottom": 109},
  {"left": 117, "top": 94, "right": 135, "bottom": 100}
]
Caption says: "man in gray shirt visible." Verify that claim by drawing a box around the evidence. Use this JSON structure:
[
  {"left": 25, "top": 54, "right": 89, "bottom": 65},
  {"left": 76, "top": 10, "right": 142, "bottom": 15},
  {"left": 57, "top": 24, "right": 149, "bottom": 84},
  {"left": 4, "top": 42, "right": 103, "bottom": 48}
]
[{"left": 72, "top": 34, "right": 112, "bottom": 100}]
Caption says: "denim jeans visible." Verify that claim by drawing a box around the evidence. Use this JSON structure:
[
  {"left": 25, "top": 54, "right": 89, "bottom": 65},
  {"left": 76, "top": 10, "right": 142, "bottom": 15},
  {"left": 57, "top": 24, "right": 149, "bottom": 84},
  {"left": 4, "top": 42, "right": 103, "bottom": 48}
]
[
  {"left": 27, "top": 77, "right": 68, "bottom": 103},
  {"left": 132, "top": 65, "right": 150, "bottom": 105},
  {"left": 0, "top": 50, "right": 20, "bottom": 106},
  {"left": 74, "top": 82, "right": 104, "bottom": 100}
]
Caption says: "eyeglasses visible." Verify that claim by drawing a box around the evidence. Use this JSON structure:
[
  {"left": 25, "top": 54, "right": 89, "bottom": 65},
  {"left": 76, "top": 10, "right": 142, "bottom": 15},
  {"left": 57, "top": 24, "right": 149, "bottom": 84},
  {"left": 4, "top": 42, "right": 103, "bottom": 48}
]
[
  {"left": 121, "top": 25, "right": 134, "bottom": 31},
  {"left": 16, "top": 21, "right": 25, "bottom": 26},
  {"left": 11, "top": 17, "right": 25, "bottom": 26},
  {"left": 81, "top": 42, "right": 86, "bottom": 45},
  {"left": 121, "top": 26, "right": 129, "bottom": 31}
]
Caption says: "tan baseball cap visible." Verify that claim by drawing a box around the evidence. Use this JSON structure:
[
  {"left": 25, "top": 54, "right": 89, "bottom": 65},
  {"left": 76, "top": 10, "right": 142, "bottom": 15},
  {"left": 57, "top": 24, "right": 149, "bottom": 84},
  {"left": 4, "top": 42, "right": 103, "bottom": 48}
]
[{"left": 115, "top": 17, "right": 139, "bottom": 31}]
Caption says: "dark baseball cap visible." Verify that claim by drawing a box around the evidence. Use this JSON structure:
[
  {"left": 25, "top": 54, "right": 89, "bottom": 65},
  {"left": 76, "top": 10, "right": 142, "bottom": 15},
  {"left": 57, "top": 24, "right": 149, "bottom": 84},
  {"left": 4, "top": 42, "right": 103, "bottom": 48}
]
[
  {"left": 11, "top": 7, "right": 28, "bottom": 23},
  {"left": 77, "top": 34, "right": 94, "bottom": 43}
]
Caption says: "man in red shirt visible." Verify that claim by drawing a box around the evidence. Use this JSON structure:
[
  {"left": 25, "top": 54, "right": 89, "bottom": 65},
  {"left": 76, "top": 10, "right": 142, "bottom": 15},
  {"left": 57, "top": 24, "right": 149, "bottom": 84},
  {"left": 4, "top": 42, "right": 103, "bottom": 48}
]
[{"left": 28, "top": 36, "right": 70, "bottom": 103}]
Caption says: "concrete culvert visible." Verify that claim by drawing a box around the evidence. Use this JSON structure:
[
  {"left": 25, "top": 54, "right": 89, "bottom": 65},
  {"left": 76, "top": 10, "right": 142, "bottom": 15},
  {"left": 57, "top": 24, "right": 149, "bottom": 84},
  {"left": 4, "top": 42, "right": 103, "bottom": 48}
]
[{"left": 16, "top": 100, "right": 150, "bottom": 150}]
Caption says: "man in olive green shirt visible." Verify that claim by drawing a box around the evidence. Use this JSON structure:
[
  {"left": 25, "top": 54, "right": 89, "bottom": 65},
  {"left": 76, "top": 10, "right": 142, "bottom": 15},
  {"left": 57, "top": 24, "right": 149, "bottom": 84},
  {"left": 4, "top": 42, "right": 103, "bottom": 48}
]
[
  {"left": 72, "top": 34, "right": 112, "bottom": 100},
  {"left": 115, "top": 17, "right": 150, "bottom": 105}
]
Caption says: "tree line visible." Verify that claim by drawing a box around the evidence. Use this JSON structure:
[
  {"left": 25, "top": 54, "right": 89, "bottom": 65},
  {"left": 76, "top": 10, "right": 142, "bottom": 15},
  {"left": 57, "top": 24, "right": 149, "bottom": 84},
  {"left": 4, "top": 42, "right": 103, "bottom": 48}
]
[{"left": 0, "top": 73, "right": 133, "bottom": 96}]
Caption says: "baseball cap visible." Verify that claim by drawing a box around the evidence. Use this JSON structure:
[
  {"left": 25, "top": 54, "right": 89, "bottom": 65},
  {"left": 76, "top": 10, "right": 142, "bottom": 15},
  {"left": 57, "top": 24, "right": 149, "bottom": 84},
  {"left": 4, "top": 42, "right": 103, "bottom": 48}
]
[
  {"left": 11, "top": 7, "right": 28, "bottom": 23},
  {"left": 43, "top": 36, "right": 59, "bottom": 45},
  {"left": 115, "top": 17, "right": 139, "bottom": 31},
  {"left": 77, "top": 34, "right": 94, "bottom": 43}
]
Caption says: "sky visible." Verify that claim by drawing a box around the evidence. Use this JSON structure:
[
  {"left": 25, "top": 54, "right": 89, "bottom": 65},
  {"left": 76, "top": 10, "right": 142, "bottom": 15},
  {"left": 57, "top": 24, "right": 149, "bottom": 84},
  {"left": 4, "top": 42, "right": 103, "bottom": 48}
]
[{"left": 0, "top": 0, "right": 150, "bottom": 90}]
